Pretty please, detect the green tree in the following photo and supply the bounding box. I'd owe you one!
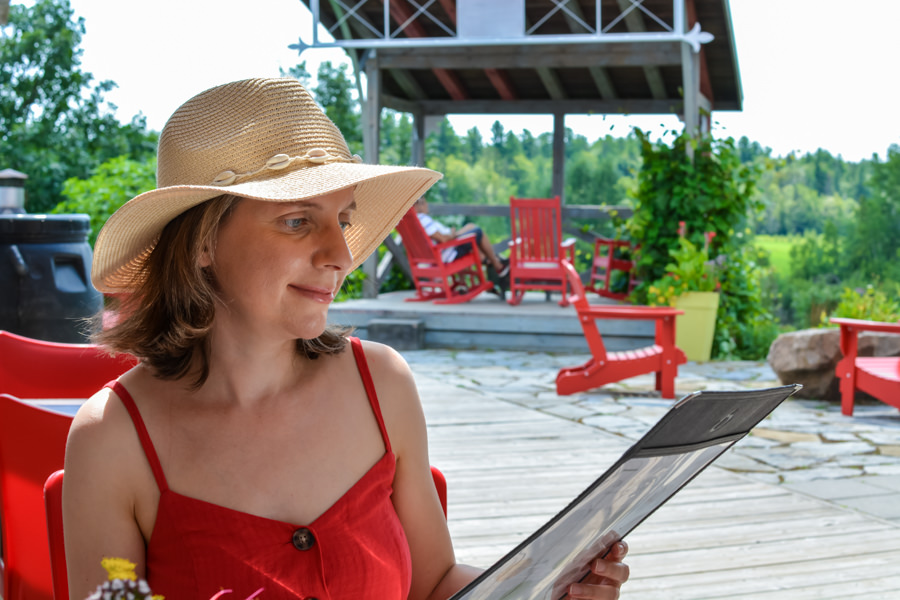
[51,155,156,246]
[308,61,362,156]
[845,144,900,280]
[0,0,156,213]
[463,127,483,163]
[380,110,412,166]
[426,118,462,171]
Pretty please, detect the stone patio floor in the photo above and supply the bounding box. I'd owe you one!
[402,349,900,524]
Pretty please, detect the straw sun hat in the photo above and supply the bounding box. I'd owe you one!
[91,77,442,293]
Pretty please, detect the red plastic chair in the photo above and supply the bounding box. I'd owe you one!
[0,394,74,600]
[395,209,494,304]
[585,237,639,301]
[42,465,449,600]
[0,330,138,399]
[43,470,67,600]
[430,466,448,519]
[556,261,688,399]
[507,196,576,307]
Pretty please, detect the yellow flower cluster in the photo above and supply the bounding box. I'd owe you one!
[86,558,164,600]
[90,558,264,600]
[647,283,687,307]
[101,557,138,582]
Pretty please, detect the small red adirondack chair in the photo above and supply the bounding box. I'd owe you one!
[395,208,494,304]
[507,196,576,306]
[556,261,687,398]
[585,237,639,301]
[830,317,900,416]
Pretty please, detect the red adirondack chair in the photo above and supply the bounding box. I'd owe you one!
[395,208,494,304]
[830,317,900,416]
[507,196,576,306]
[585,237,639,301]
[556,261,687,398]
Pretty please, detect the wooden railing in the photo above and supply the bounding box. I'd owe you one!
[368,203,633,296]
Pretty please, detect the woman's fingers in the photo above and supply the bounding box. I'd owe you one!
[591,554,630,586]
[607,540,629,561]
[566,542,631,599]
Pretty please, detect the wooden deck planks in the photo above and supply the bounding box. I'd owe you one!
[415,371,900,599]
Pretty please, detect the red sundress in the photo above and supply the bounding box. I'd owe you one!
[110,337,412,600]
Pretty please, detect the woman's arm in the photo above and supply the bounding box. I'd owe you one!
[62,388,153,600]
[361,341,481,600]
[363,341,631,600]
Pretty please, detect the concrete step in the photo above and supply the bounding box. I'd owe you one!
[328,290,655,353]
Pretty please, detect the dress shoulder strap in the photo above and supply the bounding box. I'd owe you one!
[349,337,392,453]
[106,380,169,492]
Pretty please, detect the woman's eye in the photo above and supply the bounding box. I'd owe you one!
[284,217,307,229]
[340,220,352,231]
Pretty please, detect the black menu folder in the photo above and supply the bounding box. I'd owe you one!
[449,385,802,600]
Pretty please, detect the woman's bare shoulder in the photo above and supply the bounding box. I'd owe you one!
[65,371,149,472]
[67,395,122,468]
[355,339,419,399]
[354,339,425,450]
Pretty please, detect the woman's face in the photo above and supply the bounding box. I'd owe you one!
[208,189,356,342]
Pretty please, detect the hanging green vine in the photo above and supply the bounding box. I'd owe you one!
[627,129,777,359]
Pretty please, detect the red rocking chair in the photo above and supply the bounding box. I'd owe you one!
[395,209,494,304]
[507,196,576,307]
[556,261,687,398]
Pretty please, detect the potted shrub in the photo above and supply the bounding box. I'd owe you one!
[646,222,723,361]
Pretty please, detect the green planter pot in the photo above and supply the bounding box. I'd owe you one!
[674,291,720,362]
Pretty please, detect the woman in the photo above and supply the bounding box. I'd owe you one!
[63,78,630,600]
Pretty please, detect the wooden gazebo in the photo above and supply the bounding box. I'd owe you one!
[293,0,743,294]
[294,1,741,173]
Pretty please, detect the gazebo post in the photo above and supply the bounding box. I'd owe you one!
[362,52,382,298]
[412,107,426,167]
[552,112,566,202]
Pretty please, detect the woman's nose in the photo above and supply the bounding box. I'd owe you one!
[314,222,354,271]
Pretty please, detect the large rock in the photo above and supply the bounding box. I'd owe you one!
[767,328,900,400]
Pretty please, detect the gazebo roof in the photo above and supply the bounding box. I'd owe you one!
[296,0,742,118]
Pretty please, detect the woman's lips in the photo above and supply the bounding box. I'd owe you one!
[289,284,335,303]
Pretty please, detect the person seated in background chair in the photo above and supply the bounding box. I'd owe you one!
[414,196,509,279]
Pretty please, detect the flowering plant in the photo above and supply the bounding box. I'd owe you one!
[88,557,264,600]
[646,221,723,306]
[85,558,163,600]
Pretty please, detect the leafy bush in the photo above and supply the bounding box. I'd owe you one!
[828,284,900,323]
[335,270,365,302]
[627,130,763,295]
[51,155,156,246]
[628,129,774,358]
[712,245,780,359]
[646,224,722,306]
[788,225,842,283]
[781,279,845,328]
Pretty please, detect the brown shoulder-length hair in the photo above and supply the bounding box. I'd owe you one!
[94,194,350,387]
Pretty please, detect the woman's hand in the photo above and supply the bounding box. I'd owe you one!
[566,541,630,599]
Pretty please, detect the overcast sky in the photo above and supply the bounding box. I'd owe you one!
[67,0,900,162]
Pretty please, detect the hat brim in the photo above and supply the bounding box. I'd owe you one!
[92,162,442,293]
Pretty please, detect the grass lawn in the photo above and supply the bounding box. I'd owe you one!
[755,234,797,279]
